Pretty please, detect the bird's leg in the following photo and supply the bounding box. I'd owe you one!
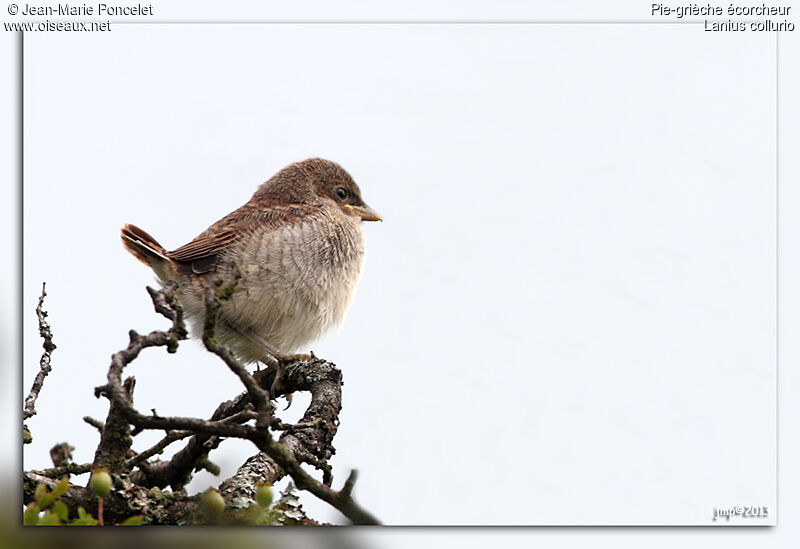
[217,324,280,399]
[240,329,310,404]
[220,324,309,407]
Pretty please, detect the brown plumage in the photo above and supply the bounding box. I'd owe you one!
[121,158,381,365]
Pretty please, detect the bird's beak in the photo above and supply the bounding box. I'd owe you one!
[345,204,382,222]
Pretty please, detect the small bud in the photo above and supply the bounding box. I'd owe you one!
[90,468,112,498]
[202,489,225,518]
[255,483,273,508]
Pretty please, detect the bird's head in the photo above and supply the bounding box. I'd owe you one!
[254,158,382,222]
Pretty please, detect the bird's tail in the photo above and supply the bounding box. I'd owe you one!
[120,223,171,272]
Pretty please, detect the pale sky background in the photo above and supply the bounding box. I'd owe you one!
[4,0,800,546]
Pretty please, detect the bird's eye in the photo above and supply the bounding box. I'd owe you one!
[335,187,348,200]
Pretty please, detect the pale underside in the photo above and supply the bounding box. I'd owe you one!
[164,206,366,364]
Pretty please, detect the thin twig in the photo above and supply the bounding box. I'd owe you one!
[340,470,358,498]
[201,276,271,417]
[270,419,323,431]
[23,282,57,421]
[124,430,193,470]
[83,416,105,433]
[91,283,187,471]
[133,393,253,490]
[196,458,220,475]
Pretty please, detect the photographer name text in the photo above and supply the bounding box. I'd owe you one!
[19,3,152,16]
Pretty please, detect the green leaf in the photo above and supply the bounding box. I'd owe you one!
[33,483,46,505]
[37,492,56,510]
[34,481,62,510]
[118,515,144,526]
[52,500,69,522]
[52,477,70,499]
[39,510,61,525]
[23,503,40,526]
[72,506,99,526]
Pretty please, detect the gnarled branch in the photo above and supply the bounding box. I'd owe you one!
[23,281,379,525]
[92,281,378,524]
[23,283,57,429]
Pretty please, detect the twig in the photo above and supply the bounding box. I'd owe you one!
[250,435,377,524]
[340,470,358,498]
[197,458,220,476]
[23,282,57,422]
[83,416,105,433]
[146,284,187,352]
[92,282,188,471]
[33,462,93,478]
[132,393,253,490]
[124,430,193,470]
[270,419,323,431]
[201,276,271,417]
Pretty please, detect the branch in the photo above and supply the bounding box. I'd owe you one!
[218,356,379,523]
[196,277,376,522]
[127,407,257,490]
[23,282,57,424]
[83,280,379,524]
[130,392,252,490]
[218,452,284,509]
[23,469,198,525]
[92,282,187,471]
[252,434,378,524]
[31,462,93,479]
[23,469,315,526]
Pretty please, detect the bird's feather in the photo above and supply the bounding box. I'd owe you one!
[166,203,321,273]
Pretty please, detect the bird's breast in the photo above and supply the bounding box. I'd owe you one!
[226,210,366,352]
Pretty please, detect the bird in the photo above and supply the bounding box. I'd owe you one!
[120,158,381,375]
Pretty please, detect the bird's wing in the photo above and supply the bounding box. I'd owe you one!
[167,227,238,263]
[167,203,319,274]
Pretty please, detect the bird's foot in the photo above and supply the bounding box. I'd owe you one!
[272,353,314,408]
[253,350,316,402]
